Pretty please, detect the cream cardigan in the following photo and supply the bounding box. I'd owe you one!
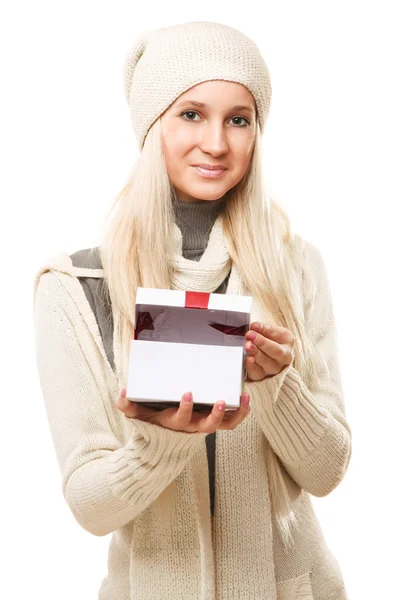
[33,238,352,600]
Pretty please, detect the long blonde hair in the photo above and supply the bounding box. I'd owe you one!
[100,116,327,550]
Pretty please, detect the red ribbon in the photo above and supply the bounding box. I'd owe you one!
[185,291,210,309]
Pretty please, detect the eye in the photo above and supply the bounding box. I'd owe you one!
[180,110,201,122]
[180,110,251,127]
[231,116,251,127]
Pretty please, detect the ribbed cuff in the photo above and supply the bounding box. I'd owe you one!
[244,364,329,466]
[105,419,207,501]
[129,417,207,465]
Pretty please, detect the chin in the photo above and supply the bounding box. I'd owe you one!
[187,185,229,201]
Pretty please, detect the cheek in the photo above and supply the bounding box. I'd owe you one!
[231,145,253,177]
[163,133,190,170]
[237,137,255,166]
[162,119,183,167]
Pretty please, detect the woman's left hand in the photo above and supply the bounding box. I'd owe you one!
[244,322,295,381]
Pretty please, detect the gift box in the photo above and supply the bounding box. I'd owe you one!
[126,287,253,410]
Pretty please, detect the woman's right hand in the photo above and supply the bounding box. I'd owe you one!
[114,389,250,433]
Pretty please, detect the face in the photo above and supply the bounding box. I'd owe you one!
[160,80,257,202]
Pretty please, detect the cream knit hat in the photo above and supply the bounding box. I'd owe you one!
[123,21,272,149]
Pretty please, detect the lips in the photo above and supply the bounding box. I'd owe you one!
[191,166,227,179]
[192,164,227,170]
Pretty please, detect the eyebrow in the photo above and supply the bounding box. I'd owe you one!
[175,100,255,113]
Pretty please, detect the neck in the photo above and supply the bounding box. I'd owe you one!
[172,195,227,261]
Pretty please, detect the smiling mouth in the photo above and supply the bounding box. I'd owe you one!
[191,166,227,179]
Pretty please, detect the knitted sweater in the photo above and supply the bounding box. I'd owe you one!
[33,221,352,599]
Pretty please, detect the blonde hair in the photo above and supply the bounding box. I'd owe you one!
[100,116,327,551]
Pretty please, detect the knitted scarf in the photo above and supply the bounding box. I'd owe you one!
[169,213,234,292]
[168,212,278,595]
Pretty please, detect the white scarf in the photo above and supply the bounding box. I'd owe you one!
[169,213,238,293]
[168,212,278,596]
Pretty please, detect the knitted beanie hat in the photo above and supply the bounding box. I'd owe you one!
[123,21,272,150]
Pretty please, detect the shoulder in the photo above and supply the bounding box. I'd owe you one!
[33,245,103,287]
[33,245,104,309]
[289,232,328,282]
[288,233,333,322]
[290,232,324,263]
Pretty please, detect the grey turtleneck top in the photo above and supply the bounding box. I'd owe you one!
[172,194,227,261]
[172,194,231,518]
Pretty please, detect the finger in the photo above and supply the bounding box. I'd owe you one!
[197,399,226,433]
[114,388,131,413]
[244,342,272,374]
[246,342,272,372]
[245,354,267,381]
[218,392,251,429]
[245,330,289,363]
[249,322,293,343]
[171,392,195,429]
[254,323,295,364]
[114,389,155,419]
[118,400,156,420]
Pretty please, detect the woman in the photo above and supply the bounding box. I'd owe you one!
[33,21,352,599]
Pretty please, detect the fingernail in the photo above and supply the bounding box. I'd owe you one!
[218,402,225,412]
[252,323,260,331]
[183,392,192,403]
[121,388,126,398]
[243,394,250,406]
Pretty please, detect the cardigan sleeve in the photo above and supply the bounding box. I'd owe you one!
[34,271,207,537]
[244,241,352,497]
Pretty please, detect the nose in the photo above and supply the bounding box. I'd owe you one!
[198,121,229,156]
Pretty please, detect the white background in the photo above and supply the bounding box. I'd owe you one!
[2,1,399,598]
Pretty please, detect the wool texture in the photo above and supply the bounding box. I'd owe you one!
[33,219,352,599]
[123,21,272,149]
[169,214,232,293]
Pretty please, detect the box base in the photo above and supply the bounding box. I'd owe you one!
[129,400,238,412]
[127,340,245,409]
